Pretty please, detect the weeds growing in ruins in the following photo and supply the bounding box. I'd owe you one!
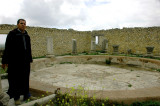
[36,86,116,106]
[33,86,160,106]
[156,69,160,72]
[106,59,111,64]
[128,84,132,87]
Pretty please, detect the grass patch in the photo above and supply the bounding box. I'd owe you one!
[128,84,132,87]
[156,69,160,72]
[106,59,111,64]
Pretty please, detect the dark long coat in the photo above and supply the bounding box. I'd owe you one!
[2,28,32,99]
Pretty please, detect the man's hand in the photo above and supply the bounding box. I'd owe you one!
[2,64,8,69]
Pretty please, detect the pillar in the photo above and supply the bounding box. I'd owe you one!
[72,39,77,54]
[46,37,54,57]
[91,41,96,52]
[102,39,108,53]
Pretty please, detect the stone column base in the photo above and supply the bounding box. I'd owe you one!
[144,54,154,57]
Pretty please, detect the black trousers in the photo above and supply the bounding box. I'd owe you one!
[7,63,30,100]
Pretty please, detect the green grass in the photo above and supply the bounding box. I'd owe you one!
[156,69,160,72]
[106,59,111,64]
[128,84,132,87]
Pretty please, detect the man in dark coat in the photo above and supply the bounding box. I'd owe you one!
[1,19,34,105]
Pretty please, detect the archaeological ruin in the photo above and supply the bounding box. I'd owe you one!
[0,24,160,57]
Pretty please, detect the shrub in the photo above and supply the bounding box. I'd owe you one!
[106,59,111,64]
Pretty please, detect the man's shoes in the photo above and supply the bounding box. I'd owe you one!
[15,99,21,105]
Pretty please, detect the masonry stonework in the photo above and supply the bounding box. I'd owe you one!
[92,27,160,55]
[0,24,160,57]
[0,25,91,57]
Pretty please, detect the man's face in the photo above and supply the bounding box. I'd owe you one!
[17,20,26,32]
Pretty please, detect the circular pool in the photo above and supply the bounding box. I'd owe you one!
[29,55,160,104]
[30,63,160,91]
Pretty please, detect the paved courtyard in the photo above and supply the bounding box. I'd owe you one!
[30,63,160,91]
[2,63,160,104]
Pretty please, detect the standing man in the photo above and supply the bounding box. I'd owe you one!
[1,19,35,105]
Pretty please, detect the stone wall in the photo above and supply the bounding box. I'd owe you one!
[0,24,160,57]
[0,25,91,57]
[93,27,160,55]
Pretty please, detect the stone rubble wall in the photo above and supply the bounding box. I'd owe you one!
[94,27,160,55]
[0,24,160,57]
[0,25,91,57]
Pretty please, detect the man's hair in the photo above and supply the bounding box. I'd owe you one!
[17,19,26,25]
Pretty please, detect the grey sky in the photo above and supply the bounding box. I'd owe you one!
[0,0,160,31]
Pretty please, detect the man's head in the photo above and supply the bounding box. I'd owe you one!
[17,19,26,32]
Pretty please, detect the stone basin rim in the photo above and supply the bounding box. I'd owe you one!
[31,55,160,71]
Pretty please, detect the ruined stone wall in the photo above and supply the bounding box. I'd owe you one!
[93,27,160,55]
[0,24,160,57]
[0,25,91,57]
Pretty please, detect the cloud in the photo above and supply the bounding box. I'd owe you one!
[0,0,160,31]
[84,0,160,30]
[0,0,22,24]
[20,0,88,29]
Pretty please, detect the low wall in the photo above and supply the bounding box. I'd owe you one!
[31,55,160,71]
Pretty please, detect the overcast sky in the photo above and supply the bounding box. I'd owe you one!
[0,0,160,31]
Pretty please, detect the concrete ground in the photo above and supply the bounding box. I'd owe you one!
[29,63,160,104]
